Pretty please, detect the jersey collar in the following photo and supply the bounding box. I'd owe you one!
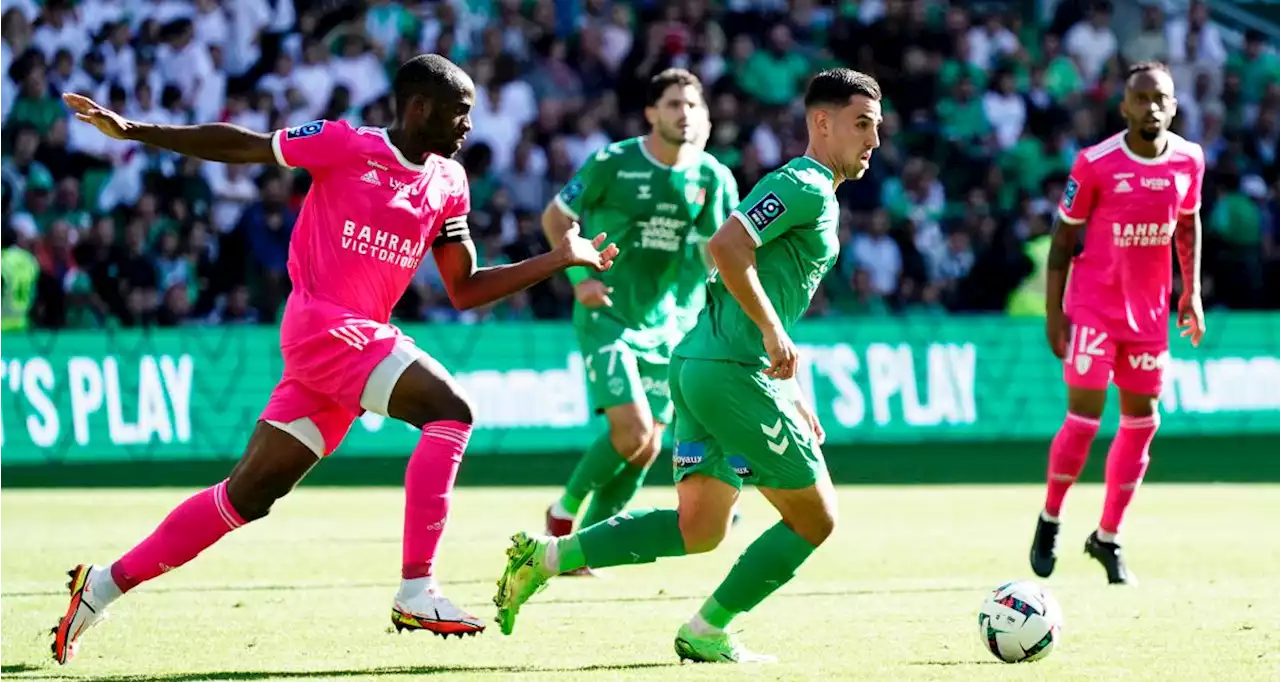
[638,135,695,171]
[374,128,428,172]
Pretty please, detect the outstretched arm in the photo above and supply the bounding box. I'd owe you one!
[432,227,618,311]
[63,93,276,165]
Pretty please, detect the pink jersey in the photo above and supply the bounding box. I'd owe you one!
[269,120,471,346]
[1057,131,1205,342]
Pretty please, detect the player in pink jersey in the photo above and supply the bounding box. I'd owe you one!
[51,54,618,663]
[1029,62,1206,585]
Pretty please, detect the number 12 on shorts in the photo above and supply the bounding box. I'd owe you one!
[1067,324,1108,375]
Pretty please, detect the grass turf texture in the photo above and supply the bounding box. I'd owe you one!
[3,485,1278,681]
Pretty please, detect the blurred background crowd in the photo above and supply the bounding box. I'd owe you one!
[2,0,1278,332]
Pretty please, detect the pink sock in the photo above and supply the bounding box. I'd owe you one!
[1044,412,1101,518]
[1099,414,1158,535]
[402,420,472,580]
[111,479,245,593]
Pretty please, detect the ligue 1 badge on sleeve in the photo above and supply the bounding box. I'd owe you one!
[1062,178,1080,209]
[286,121,325,140]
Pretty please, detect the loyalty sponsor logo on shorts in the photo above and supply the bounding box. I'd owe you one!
[673,441,704,468]
[727,455,753,478]
[286,120,325,140]
[745,192,786,232]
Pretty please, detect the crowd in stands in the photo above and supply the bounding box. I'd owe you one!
[2,0,1278,331]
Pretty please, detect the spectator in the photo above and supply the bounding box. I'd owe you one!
[2,0,1276,332]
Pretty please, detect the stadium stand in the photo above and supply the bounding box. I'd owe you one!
[2,0,1277,332]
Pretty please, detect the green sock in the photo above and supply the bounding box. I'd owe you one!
[558,432,628,516]
[579,463,649,528]
[700,522,817,629]
[555,508,685,573]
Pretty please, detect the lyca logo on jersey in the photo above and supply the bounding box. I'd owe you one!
[1141,177,1171,191]
[1112,222,1173,248]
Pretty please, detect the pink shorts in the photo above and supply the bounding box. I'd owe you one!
[1062,311,1168,396]
[260,298,425,457]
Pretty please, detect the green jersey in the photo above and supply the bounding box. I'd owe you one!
[1,246,39,332]
[672,163,740,333]
[675,156,840,368]
[557,136,734,358]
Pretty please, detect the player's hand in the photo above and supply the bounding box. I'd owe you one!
[574,279,613,308]
[62,93,133,140]
[1046,310,1070,360]
[794,399,825,446]
[1177,292,1205,348]
[559,223,618,273]
[762,325,799,380]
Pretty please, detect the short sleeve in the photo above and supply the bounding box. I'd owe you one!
[1179,146,1206,215]
[553,144,614,221]
[271,120,355,173]
[436,170,473,244]
[731,170,821,247]
[1057,152,1098,225]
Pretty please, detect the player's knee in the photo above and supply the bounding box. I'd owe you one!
[609,420,653,460]
[786,510,837,547]
[626,432,663,468]
[225,473,294,522]
[677,506,730,554]
[407,388,474,427]
[434,390,475,426]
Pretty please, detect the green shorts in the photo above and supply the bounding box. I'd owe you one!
[669,356,825,490]
[580,340,674,424]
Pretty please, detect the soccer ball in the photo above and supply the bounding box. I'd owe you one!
[977,580,1063,663]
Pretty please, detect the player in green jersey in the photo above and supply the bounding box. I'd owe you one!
[540,69,737,567]
[494,69,883,662]
[1,227,39,332]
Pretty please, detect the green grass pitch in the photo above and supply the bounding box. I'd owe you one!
[3,484,1279,681]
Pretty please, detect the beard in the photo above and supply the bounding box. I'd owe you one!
[1138,128,1160,142]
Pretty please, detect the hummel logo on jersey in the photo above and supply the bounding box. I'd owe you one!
[361,169,381,186]
[1114,179,1132,193]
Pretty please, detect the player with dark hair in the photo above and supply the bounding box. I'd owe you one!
[495,68,883,663]
[1029,60,1205,584]
[539,68,737,571]
[51,54,618,663]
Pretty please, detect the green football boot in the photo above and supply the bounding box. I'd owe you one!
[673,623,777,664]
[493,532,553,635]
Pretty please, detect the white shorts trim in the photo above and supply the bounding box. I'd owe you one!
[360,339,428,416]
[265,418,325,458]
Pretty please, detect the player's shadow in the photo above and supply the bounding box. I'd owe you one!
[11,662,674,681]
[906,660,1004,666]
